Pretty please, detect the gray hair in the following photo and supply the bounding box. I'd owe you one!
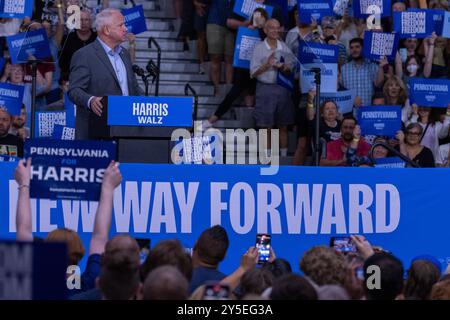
[94,8,121,32]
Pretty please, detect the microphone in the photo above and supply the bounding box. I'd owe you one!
[132,64,146,77]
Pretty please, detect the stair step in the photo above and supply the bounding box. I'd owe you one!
[135,38,183,51]
[136,50,197,61]
[137,30,179,40]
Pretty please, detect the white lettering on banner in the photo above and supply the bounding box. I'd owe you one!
[10,35,45,48]
[124,12,141,22]
[0,88,19,98]
[0,243,33,300]
[370,33,396,56]
[360,0,382,14]
[132,103,169,116]
[300,3,330,10]
[8,181,401,235]
[413,84,448,92]
[31,166,105,183]
[29,147,109,158]
[302,46,336,57]
[361,111,398,119]
[239,35,261,61]
[4,0,26,15]
[402,12,426,34]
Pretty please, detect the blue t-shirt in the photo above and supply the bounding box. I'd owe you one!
[66,254,101,298]
[208,0,231,26]
[189,266,227,294]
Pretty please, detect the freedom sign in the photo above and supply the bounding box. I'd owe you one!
[298,41,338,93]
[233,0,274,19]
[122,5,147,35]
[298,0,333,24]
[233,27,262,69]
[7,28,52,64]
[2,163,450,275]
[107,96,193,127]
[363,31,399,61]
[35,96,75,138]
[24,139,117,201]
[0,82,24,116]
[358,105,402,137]
[353,0,391,19]
[393,9,435,38]
[0,0,33,19]
[409,78,450,108]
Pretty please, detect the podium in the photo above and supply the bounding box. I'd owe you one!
[89,96,193,163]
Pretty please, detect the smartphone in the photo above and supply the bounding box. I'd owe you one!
[399,48,407,63]
[330,236,356,253]
[203,282,230,300]
[252,11,261,27]
[135,238,151,264]
[256,234,271,264]
[355,266,364,280]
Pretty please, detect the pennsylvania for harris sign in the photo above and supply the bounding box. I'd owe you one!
[107,96,193,127]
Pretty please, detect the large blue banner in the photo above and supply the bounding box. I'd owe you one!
[23,139,117,201]
[353,0,391,19]
[363,31,399,61]
[107,96,193,127]
[298,41,338,93]
[409,78,450,108]
[2,163,450,274]
[233,0,274,19]
[0,0,33,19]
[393,9,435,39]
[122,5,148,35]
[358,105,402,137]
[7,28,52,64]
[0,82,24,116]
[298,0,333,24]
[443,11,450,38]
[233,27,261,69]
[320,90,355,114]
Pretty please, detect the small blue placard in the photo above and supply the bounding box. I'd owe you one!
[233,0,274,19]
[409,78,450,108]
[320,90,356,114]
[393,9,435,39]
[363,31,399,61]
[0,0,33,19]
[298,0,333,24]
[122,4,148,35]
[0,82,25,116]
[358,105,402,137]
[353,0,391,19]
[7,28,52,64]
[233,27,261,69]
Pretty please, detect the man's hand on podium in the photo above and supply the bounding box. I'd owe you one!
[90,97,104,116]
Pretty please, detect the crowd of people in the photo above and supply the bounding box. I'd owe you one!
[12,159,450,300]
[175,0,450,167]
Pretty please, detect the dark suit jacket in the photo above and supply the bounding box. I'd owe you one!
[68,39,143,139]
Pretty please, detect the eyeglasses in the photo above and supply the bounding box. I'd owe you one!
[406,131,421,136]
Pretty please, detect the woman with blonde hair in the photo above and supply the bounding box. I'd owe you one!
[382,75,412,124]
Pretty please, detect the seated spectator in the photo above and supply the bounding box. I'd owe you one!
[406,105,450,161]
[382,75,412,123]
[372,136,390,159]
[9,105,29,140]
[269,274,318,300]
[15,159,122,297]
[321,117,371,166]
[189,225,229,294]
[404,259,440,300]
[250,18,296,157]
[397,124,435,167]
[143,266,189,300]
[97,235,142,300]
[0,108,23,157]
[363,252,404,300]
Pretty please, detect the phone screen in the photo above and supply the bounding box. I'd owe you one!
[256,234,271,264]
[135,238,151,264]
[331,236,356,253]
[203,282,230,300]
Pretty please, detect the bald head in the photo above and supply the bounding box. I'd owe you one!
[264,19,281,40]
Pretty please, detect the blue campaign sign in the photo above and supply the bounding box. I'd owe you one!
[0,0,33,19]
[122,5,147,35]
[0,155,18,162]
[24,139,117,201]
[363,31,399,61]
[393,10,434,39]
[233,0,274,19]
[35,110,67,138]
[320,90,355,114]
[52,125,75,140]
[2,163,450,275]
[107,96,193,127]
[7,28,52,64]
[375,157,406,168]
[233,27,261,69]
[358,105,402,137]
[409,78,450,108]
[299,41,338,94]
[353,0,391,19]
[0,241,67,300]
[430,9,445,36]
[0,82,24,116]
[443,11,450,38]
[298,0,333,24]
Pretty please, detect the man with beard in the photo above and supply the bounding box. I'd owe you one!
[9,105,30,140]
[0,108,23,157]
[320,116,371,166]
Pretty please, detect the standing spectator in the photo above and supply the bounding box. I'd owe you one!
[250,19,296,157]
[0,18,22,57]
[382,75,412,123]
[0,63,32,116]
[404,259,440,300]
[59,9,97,76]
[0,108,23,157]
[397,124,435,167]
[321,17,347,66]
[190,225,229,294]
[206,0,233,95]
[143,266,189,300]
[320,117,371,166]
[341,38,386,109]
[269,274,318,300]
[193,0,211,76]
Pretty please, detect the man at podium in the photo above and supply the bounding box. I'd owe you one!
[68,8,143,139]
